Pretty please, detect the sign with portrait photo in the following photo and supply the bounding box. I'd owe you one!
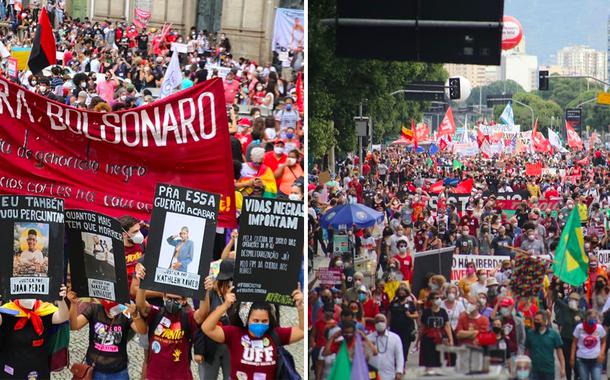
[140,184,219,298]
[65,210,129,303]
[234,197,304,306]
[0,195,64,301]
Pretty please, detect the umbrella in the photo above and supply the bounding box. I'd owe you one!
[320,203,384,229]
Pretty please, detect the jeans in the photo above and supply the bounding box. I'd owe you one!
[576,358,602,380]
[530,371,555,380]
[198,343,230,380]
[93,368,129,380]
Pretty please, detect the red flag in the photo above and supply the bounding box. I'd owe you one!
[476,125,486,147]
[452,178,474,194]
[416,122,430,141]
[429,179,445,193]
[480,138,492,158]
[295,71,304,113]
[439,138,448,151]
[437,106,456,139]
[531,119,551,152]
[27,8,56,74]
[401,124,413,141]
[411,119,418,151]
[525,162,543,176]
[566,121,584,150]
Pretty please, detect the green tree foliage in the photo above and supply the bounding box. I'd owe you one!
[491,92,562,131]
[566,90,610,133]
[465,80,525,107]
[309,0,447,160]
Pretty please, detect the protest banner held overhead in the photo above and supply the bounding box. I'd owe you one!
[0,78,236,227]
[0,195,64,301]
[451,254,511,281]
[140,184,220,298]
[65,210,129,303]
[234,197,304,306]
[272,8,305,53]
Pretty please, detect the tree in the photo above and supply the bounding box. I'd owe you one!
[465,80,525,107]
[565,90,610,133]
[492,92,562,131]
[535,76,604,110]
[309,0,447,160]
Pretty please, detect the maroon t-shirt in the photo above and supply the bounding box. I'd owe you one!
[124,243,143,291]
[222,325,292,380]
[145,307,199,380]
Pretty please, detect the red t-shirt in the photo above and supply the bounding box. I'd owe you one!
[145,307,199,380]
[362,299,380,332]
[223,80,241,105]
[414,231,426,252]
[263,151,287,184]
[395,254,413,282]
[314,319,336,347]
[222,325,292,380]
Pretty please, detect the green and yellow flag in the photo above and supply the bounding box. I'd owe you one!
[328,341,351,380]
[452,159,463,170]
[552,208,588,286]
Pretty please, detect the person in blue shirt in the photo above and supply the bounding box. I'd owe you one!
[167,226,194,272]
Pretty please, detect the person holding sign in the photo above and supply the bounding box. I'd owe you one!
[201,284,304,380]
[166,226,194,272]
[0,285,70,379]
[66,291,147,379]
[133,264,207,380]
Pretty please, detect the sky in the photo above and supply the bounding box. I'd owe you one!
[505,0,608,64]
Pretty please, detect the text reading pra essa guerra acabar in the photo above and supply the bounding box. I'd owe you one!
[0,83,220,147]
[0,196,64,222]
[154,185,217,219]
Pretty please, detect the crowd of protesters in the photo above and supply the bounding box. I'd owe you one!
[0,4,305,380]
[308,142,610,380]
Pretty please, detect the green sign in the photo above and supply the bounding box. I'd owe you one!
[333,235,350,254]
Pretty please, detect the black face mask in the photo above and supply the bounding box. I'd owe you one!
[322,296,332,305]
[534,322,542,331]
[164,299,183,314]
[492,326,502,334]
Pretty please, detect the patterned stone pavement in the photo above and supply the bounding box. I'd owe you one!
[50,305,304,379]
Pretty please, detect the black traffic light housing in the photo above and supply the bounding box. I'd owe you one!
[538,70,549,91]
[449,77,461,100]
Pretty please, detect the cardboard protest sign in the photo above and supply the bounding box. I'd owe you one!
[318,267,342,285]
[451,254,510,281]
[333,234,350,255]
[140,184,219,298]
[65,210,129,303]
[597,250,610,271]
[0,195,64,301]
[234,198,304,306]
[0,77,235,228]
[412,247,454,298]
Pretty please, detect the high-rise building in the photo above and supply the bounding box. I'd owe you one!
[501,53,538,92]
[557,45,607,82]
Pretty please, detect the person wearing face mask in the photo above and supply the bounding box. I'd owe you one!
[66,291,146,380]
[454,224,479,255]
[367,314,404,380]
[391,241,413,284]
[263,139,287,184]
[134,264,207,380]
[489,317,511,365]
[469,270,489,298]
[202,282,304,380]
[276,149,303,197]
[344,271,365,302]
[456,295,490,346]
[585,256,608,305]
[274,97,300,137]
[553,291,584,380]
[525,311,566,380]
[316,288,342,322]
[419,291,453,367]
[283,126,301,153]
[96,69,119,103]
[491,296,526,357]
[359,286,379,333]
[519,227,546,256]
[476,292,494,318]
[222,71,240,106]
[388,286,418,365]
[571,309,606,380]
[311,310,337,378]
[237,147,277,198]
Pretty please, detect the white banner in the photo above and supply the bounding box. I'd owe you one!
[451,254,511,281]
[597,250,610,270]
[272,8,305,53]
[479,124,520,135]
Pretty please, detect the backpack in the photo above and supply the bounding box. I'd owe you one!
[269,329,301,380]
[149,307,192,360]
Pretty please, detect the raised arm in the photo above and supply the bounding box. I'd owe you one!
[289,285,305,344]
[66,290,88,330]
[201,286,235,343]
[134,265,152,318]
[52,284,70,324]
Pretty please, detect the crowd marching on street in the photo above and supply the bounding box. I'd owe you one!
[308,122,610,380]
[0,1,305,380]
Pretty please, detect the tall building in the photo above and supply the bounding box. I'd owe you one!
[501,53,538,92]
[556,45,607,82]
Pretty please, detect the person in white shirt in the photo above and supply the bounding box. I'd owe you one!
[570,309,606,380]
[368,314,404,380]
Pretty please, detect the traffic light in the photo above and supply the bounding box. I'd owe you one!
[449,77,461,100]
[538,70,549,91]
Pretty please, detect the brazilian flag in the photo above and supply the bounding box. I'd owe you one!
[552,208,588,286]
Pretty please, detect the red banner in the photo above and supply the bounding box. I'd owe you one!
[0,77,236,227]
[495,199,560,210]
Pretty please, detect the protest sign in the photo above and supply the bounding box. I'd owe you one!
[234,198,304,306]
[333,234,350,255]
[318,267,342,285]
[495,199,560,211]
[412,247,454,298]
[65,210,129,303]
[140,184,219,298]
[0,77,236,227]
[451,254,510,281]
[0,195,64,301]
[429,193,471,214]
[7,57,18,78]
[597,250,610,271]
[272,8,304,52]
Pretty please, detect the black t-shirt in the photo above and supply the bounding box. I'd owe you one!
[81,303,132,373]
[0,313,54,379]
[137,34,149,50]
[455,235,477,254]
[195,69,208,83]
[230,136,243,162]
[389,299,416,338]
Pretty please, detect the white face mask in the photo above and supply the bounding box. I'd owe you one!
[18,299,36,309]
[375,321,386,333]
[287,158,297,166]
[466,303,477,314]
[479,299,487,307]
[569,300,579,310]
[447,293,456,301]
[398,247,407,254]
[434,298,442,306]
[274,147,284,155]
[288,193,301,201]
[500,307,511,317]
[128,231,144,244]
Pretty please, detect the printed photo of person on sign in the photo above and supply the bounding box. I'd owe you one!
[82,232,116,282]
[13,223,49,277]
[158,212,205,276]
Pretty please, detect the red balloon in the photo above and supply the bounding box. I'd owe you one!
[501,16,523,50]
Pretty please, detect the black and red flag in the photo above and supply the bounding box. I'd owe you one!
[27,8,56,74]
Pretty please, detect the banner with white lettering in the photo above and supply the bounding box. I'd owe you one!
[429,193,471,214]
[140,184,219,298]
[234,198,304,306]
[597,250,610,271]
[318,267,342,285]
[66,210,129,303]
[0,77,235,227]
[0,195,64,301]
[451,254,510,281]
